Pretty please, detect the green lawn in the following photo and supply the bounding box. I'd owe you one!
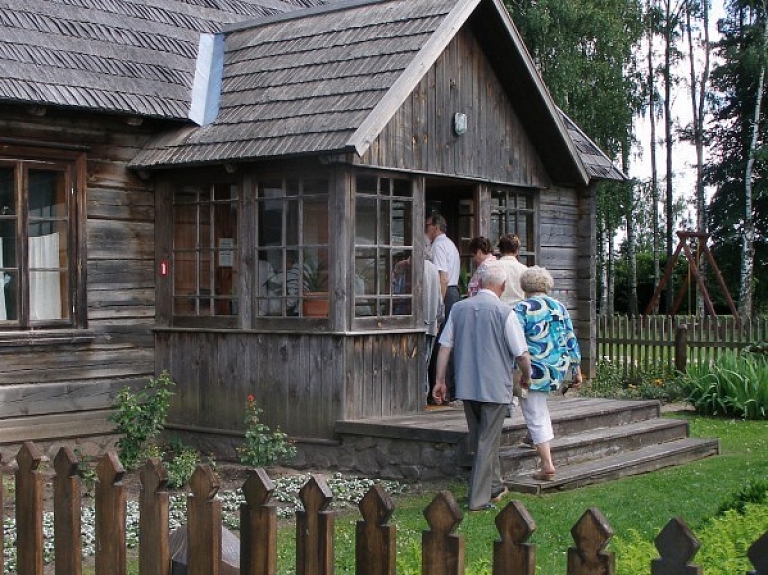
[309,415,767,575]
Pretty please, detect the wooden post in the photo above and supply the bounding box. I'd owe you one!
[747,530,768,575]
[240,468,277,575]
[651,517,702,575]
[16,442,43,575]
[187,464,222,575]
[567,508,614,575]
[139,459,170,575]
[675,326,688,373]
[493,500,536,575]
[356,485,396,575]
[421,491,464,575]
[296,475,335,575]
[54,447,82,575]
[95,452,126,575]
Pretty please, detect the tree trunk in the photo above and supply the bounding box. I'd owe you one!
[663,0,675,313]
[740,0,768,318]
[648,2,661,313]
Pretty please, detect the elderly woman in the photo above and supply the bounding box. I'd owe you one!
[514,266,583,480]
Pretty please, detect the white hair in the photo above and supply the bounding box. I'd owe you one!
[479,261,507,289]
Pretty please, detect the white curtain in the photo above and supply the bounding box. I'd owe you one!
[0,237,6,321]
[28,232,61,320]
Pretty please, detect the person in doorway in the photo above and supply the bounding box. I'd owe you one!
[514,266,583,481]
[425,212,461,403]
[423,258,444,403]
[466,236,497,297]
[433,261,532,511]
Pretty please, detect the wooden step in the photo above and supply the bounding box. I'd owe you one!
[0,410,117,445]
[498,418,692,475]
[505,437,720,494]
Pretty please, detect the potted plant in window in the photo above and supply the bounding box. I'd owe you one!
[302,256,329,317]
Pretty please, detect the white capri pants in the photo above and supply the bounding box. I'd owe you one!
[520,391,554,445]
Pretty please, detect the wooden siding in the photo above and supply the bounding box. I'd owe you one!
[358,26,548,188]
[0,105,157,435]
[156,330,423,440]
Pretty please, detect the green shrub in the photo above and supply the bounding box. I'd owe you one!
[237,394,296,467]
[682,351,768,419]
[716,478,768,517]
[110,371,175,470]
[583,359,686,402]
[163,439,203,489]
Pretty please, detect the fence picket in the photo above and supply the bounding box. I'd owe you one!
[492,500,536,575]
[356,484,396,575]
[16,442,43,575]
[748,530,768,575]
[240,468,278,575]
[567,508,614,575]
[139,458,170,575]
[421,491,464,575]
[650,517,702,575]
[187,464,222,575]
[297,475,335,575]
[95,452,126,575]
[53,447,82,575]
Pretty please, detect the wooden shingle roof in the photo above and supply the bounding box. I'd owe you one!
[0,0,327,120]
[130,0,459,167]
[560,112,627,181]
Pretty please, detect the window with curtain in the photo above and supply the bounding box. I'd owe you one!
[0,157,78,329]
[172,183,239,317]
[354,174,414,318]
[255,176,330,318]
[490,188,536,265]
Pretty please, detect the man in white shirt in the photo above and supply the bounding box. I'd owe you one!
[425,213,461,402]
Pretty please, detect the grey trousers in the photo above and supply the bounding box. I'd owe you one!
[464,400,507,509]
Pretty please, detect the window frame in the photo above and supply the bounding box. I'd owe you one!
[489,187,537,266]
[0,145,86,331]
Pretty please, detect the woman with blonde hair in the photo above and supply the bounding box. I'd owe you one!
[514,266,582,480]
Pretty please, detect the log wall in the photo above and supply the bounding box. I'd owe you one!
[0,104,158,441]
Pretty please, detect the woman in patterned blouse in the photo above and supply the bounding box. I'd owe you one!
[514,266,583,481]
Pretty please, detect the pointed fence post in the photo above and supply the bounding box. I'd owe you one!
[651,518,702,575]
[240,468,277,575]
[567,508,615,575]
[187,464,222,575]
[54,447,82,575]
[421,491,464,575]
[16,442,43,575]
[493,500,536,575]
[747,530,768,575]
[95,452,126,575]
[139,458,170,575]
[296,475,335,575]
[0,452,3,575]
[356,484,396,575]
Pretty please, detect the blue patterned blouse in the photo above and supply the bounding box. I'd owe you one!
[513,295,581,392]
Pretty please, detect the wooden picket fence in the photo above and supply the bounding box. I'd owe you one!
[4,441,768,575]
[597,314,768,376]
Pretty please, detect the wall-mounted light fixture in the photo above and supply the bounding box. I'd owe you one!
[453,112,467,136]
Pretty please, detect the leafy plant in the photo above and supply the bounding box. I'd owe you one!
[110,371,175,470]
[716,478,768,517]
[237,394,296,467]
[302,255,328,293]
[163,439,203,489]
[681,350,768,419]
[582,359,685,402]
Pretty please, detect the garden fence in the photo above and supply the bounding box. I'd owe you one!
[596,315,768,376]
[5,441,768,575]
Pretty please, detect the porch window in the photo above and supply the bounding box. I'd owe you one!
[172,183,238,317]
[0,155,81,328]
[490,188,535,265]
[354,175,414,318]
[255,177,329,318]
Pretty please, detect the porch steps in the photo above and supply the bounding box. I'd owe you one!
[335,396,720,492]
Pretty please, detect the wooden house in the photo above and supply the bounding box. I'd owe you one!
[0,0,623,455]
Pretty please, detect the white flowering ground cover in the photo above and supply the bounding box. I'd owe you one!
[2,473,409,573]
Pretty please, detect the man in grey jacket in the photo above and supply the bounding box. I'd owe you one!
[433,261,531,511]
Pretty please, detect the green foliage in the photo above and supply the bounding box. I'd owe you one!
[681,350,768,419]
[582,359,686,402]
[237,394,296,467]
[716,478,768,517]
[110,371,175,470]
[163,439,204,489]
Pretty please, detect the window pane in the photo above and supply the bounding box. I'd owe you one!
[28,170,67,220]
[0,166,15,215]
[356,197,376,245]
[302,195,327,246]
[0,270,18,321]
[357,176,378,195]
[392,178,412,198]
[174,255,197,296]
[29,270,68,320]
[378,199,390,244]
[257,250,282,316]
[174,203,197,250]
[286,199,300,246]
[392,200,411,247]
[355,248,376,295]
[0,220,16,267]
